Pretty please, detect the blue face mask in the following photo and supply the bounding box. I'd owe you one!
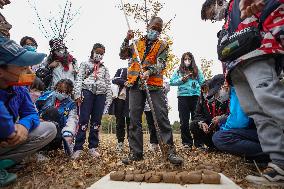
[147,29,160,41]
[54,91,68,101]
[23,45,37,52]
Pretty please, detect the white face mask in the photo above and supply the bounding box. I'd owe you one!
[54,49,66,57]
[184,60,192,67]
[213,1,228,21]
[93,53,104,62]
[216,88,229,103]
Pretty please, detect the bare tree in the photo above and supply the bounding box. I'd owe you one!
[27,0,81,42]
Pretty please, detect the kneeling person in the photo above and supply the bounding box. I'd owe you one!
[36,79,77,156]
[0,36,56,186]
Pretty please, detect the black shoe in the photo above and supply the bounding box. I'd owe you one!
[168,153,183,165]
[122,154,143,165]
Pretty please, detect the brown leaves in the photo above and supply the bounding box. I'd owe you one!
[12,134,258,189]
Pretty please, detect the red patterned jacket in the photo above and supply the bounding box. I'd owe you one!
[224,0,284,71]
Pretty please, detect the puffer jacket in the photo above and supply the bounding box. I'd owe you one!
[170,69,205,97]
[36,91,78,136]
[41,57,78,89]
[74,60,112,106]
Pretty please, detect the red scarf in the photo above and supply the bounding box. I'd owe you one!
[93,62,101,80]
[55,99,61,109]
[53,54,74,71]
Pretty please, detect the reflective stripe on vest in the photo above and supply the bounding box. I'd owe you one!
[128,38,166,87]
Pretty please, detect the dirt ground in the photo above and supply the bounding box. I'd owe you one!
[4,134,283,189]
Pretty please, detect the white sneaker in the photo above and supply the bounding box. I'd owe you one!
[36,152,49,162]
[89,148,100,158]
[116,142,124,152]
[71,150,83,160]
[149,143,159,152]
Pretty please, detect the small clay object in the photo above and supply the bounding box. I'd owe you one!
[145,172,154,182]
[184,171,202,184]
[202,170,221,184]
[133,170,142,174]
[148,174,162,183]
[175,172,183,184]
[134,174,145,182]
[110,171,125,181]
[156,172,163,177]
[163,172,177,183]
[126,170,133,175]
[124,174,134,182]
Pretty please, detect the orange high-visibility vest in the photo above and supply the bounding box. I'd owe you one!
[128,38,168,87]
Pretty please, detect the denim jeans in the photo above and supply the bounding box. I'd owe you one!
[213,128,270,162]
[74,90,106,150]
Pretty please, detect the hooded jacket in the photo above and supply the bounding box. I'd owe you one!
[170,68,205,97]
[0,86,40,139]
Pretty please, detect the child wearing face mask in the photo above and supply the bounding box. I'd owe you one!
[40,38,78,90]
[72,43,112,159]
[36,79,77,157]
[170,52,205,149]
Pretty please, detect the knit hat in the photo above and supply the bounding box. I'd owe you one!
[49,38,66,51]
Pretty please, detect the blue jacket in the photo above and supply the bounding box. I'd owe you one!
[0,87,40,139]
[170,69,205,97]
[36,91,77,136]
[220,87,252,131]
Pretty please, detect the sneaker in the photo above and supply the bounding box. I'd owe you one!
[0,169,17,187]
[122,154,143,165]
[71,150,83,160]
[246,163,284,186]
[89,148,100,158]
[168,153,183,165]
[116,142,124,152]
[183,144,192,150]
[36,152,50,162]
[0,160,16,170]
[149,143,159,152]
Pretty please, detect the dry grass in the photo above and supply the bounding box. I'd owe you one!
[3,134,283,189]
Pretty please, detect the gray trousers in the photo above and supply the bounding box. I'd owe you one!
[230,57,284,166]
[0,122,57,163]
[129,88,174,155]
